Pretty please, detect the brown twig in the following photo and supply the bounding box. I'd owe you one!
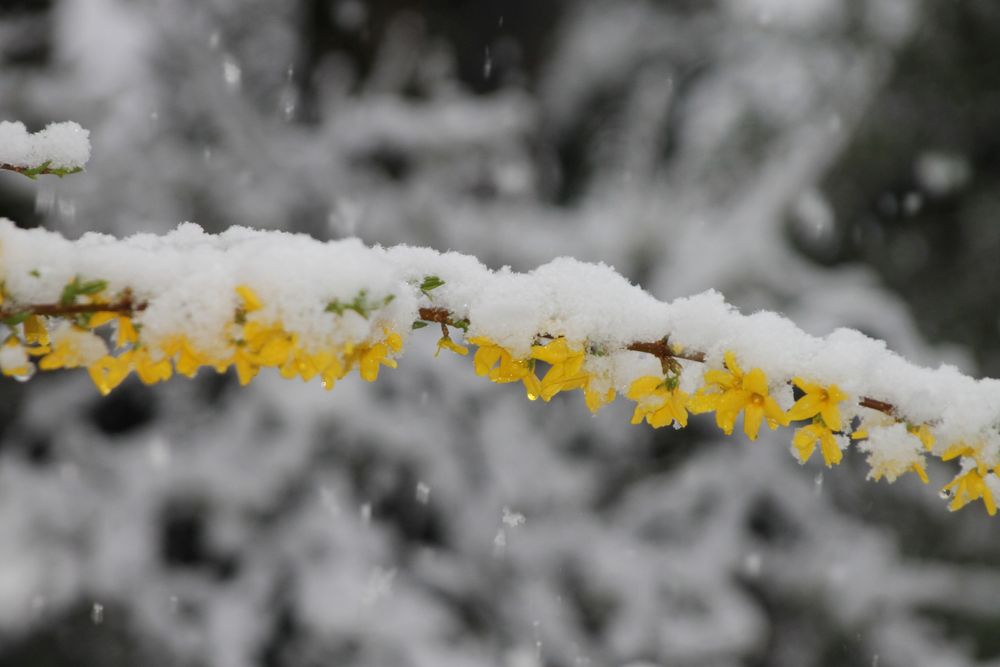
[418,307,452,325]
[420,306,897,417]
[859,396,894,416]
[0,163,83,179]
[0,295,146,320]
[627,340,706,364]
[6,299,900,418]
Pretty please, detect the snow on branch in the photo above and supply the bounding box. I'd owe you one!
[1,219,999,515]
[0,121,91,178]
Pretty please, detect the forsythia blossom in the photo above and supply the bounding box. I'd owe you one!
[690,351,788,440]
[3,248,1000,517]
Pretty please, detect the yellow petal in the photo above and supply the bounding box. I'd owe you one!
[723,351,743,377]
[385,331,403,352]
[23,315,49,345]
[764,396,789,428]
[819,429,842,467]
[116,316,139,347]
[792,426,817,464]
[88,312,117,328]
[742,368,768,397]
[791,377,821,395]
[743,402,764,441]
[819,403,842,432]
[522,373,542,401]
[235,285,263,312]
[786,393,824,422]
[627,376,663,400]
[531,338,572,364]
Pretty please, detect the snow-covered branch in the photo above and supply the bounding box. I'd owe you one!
[0,121,90,178]
[1,220,997,515]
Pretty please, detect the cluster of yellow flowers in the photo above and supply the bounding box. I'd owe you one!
[1,284,404,396]
[451,341,998,517]
[2,278,997,517]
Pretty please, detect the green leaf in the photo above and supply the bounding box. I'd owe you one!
[13,161,82,180]
[60,276,81,306]
[419,275,445,297]
[412,321,429,330]
[78,279,108,296]
[327,290,396,320]
[29,270,40,278]
[1,311,31,326]
[451,318,470,332]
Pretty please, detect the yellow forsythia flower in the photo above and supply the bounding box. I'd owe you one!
[941,441,990,476]
[786,378,848,430]
[943,469,997,516]
[0,337,31,377]
[908,423,935,451]
[531,338,589,401]
[791,422,843,467]
[691,351,787,440]
[627,375,689,428]
[23,315,49,346]
[436,336,469,357]
[468,336,542,400]
[358,330,403,382]
[236,284,263,312]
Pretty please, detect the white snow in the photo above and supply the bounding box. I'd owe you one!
[3,220,1000,473]
[0,121,91,170]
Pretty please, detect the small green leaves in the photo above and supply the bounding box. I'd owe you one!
[11,161,84,180]
[450,317,469,332]
[29,269,40,278]
[60,276,108,306]
[1,311,31,326]
[326,290,395,320]
[412,321,430,330]
[419,275,445,298]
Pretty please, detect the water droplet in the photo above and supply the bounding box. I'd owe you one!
[91,602,104,625]
[939,488,953,500]
[415,482,430,504]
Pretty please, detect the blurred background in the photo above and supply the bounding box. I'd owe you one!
[2,0,1000,665]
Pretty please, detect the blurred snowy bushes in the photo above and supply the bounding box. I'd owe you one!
[2,1,1000,666]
